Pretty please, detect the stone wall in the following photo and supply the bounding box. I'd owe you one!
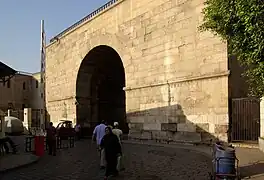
[126,74,229,143]
[31,73,42,109]
[46,0,229,142]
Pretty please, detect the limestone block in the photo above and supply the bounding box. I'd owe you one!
[143,116,153,123]
[143,123,161,131]
[145,24,157,34]
[142,44,165,56]
[214,124,228,134]
[151,130,168,140]
[153,115,168,123]
[209,123,215,134]
[128,130,142,139]
[186,115,202,124]
[161,123,177,132]
[168,116,179,123]
[150,29,166,39]
[201,132,216,143]
[177,123,196,132]
[141,131,152,140]
[126,116,145,123]
[171,131,201,143]
[179,116,188,123]
[196,123,209,133]
[129,123,144,130]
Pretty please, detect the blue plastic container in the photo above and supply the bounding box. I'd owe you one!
[214,143,236,174]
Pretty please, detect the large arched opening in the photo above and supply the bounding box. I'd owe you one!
[76,45,127,135]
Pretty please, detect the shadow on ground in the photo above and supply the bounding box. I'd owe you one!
[239,162,264,178]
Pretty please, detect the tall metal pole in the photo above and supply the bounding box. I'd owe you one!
[40,20,46,129]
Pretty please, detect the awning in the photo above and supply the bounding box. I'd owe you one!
[0,61,17,82]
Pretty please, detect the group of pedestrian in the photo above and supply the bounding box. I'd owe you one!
[92,120,124,179]
[46,120,124,179]
[46,122,82,156]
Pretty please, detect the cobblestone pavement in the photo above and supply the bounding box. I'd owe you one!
[0,140,211,180]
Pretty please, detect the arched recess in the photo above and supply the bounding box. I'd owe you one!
[76,45,127,135]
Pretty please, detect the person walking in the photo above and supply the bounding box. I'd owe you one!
[100,126,122,179]
[112,122,123,143]
[92,120,107,169]
[46,122,56,156]
[112,122,124,171]
[74,123,81,140]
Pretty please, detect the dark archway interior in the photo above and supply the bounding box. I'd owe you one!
[76,45,127,135]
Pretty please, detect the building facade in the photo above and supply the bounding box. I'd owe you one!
[0,69,44,126]
[0,73,33,114]
[45,0,251,143]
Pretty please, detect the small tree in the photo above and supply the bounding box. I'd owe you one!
[200,0,264,97]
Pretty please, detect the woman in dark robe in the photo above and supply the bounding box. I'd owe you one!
[100,126,122,179]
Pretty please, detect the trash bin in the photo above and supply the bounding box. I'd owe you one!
[35,136,45,156]
[214,143,236,174]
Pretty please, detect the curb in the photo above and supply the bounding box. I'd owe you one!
[0,155,40,174]
[231,143,259,149]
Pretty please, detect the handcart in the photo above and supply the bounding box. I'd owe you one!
[209,142,241,180]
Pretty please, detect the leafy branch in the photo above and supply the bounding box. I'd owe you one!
[200,0,264,97]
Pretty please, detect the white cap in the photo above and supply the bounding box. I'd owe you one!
[114,122,119,126]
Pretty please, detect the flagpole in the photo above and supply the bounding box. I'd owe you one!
[40,20,46,130]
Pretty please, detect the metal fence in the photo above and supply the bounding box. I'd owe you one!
[231,98,260,142]
[25,136,75,153]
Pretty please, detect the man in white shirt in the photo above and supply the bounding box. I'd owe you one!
[112,122,123,143]
[92,120,107,169]
[112,122,124,171]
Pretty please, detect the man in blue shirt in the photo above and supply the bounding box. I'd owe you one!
[92,120,107,169]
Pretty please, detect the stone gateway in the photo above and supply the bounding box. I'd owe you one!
[46,0,237,143]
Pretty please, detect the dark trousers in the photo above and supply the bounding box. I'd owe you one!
[0,137,17,154]
[105,155,118,177]
[76,132,81,140]
[47,139,56,155]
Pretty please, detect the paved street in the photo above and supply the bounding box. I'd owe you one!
[0,140,211,180]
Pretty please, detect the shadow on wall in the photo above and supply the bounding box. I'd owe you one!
[126,104,227,144]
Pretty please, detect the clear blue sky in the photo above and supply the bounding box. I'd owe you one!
[0,0,110,73]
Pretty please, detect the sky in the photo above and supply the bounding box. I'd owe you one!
[0,0,110,73]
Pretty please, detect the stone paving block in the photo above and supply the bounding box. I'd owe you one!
[0,140,211,180]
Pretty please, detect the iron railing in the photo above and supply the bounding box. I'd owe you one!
[50,0,119,43]
[231,98,260,142]
[25,136,75,153]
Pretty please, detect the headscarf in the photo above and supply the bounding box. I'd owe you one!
[105,126,113,134]
[114,122,119,127]
[107,125,113,130]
